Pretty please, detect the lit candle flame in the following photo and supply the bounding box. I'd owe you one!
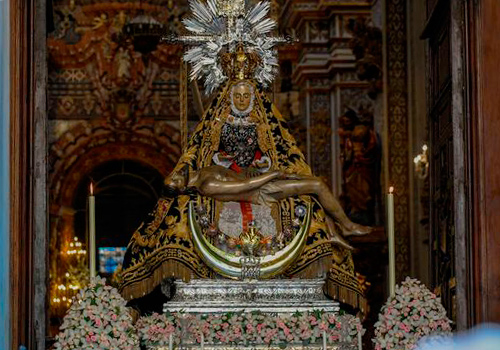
[389,186,394,194]
[90,182,94,196]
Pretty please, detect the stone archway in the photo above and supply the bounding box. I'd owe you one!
[48,120,181,252]
[50,141,175,262]
[49,121,181,204]
[47,120,181,332]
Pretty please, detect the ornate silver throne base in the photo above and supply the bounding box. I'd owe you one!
[163,278,339,314]
[159,279,360,350]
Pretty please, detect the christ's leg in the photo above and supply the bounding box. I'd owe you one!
[325,216,354,250]
[269,178,372,236]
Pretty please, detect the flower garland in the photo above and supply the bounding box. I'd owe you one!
[137,310,363,348]
[54,276,139,350]
[54,277,363,349]
[136,312,180,348]
[373,277,452,350]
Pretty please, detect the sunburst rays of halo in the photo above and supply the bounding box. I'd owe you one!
[181,0,283,94]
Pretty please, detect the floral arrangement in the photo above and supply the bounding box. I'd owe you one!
[136,312,180,348]
[54,276,139,350]
[373,277,452,350]
[137,310,363,348]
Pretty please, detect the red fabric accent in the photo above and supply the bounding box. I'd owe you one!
[240,201,254,230]
[254,150,262,161]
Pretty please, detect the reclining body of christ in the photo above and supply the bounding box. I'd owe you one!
[169,165,372,250]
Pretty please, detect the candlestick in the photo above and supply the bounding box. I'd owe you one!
[322,330,327,350]
[357,329,362,350]
[387,186,395,297]
[89,182,96,278]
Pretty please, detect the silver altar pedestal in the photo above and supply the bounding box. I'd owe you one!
[158,279,360,350]
[163,278,340,314]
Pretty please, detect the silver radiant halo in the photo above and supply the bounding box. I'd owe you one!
[170,0,291,94]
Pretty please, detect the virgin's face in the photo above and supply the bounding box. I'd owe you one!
[232,84,252,112]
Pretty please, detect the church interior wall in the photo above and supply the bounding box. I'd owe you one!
[8,0,500,347]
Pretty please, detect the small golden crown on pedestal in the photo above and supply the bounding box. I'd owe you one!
[221,43,262,81]
[239,225,264,257]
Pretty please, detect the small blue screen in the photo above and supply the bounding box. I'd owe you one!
[98,247,126,274]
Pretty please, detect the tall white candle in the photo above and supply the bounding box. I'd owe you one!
[169,333,173,350]
[89,182,96,278]
[201,332,205,350]
[322,330,327,350]
[357,329,362,350]
[387,186,395,297]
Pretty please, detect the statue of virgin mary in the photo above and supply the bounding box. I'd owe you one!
[119,0,368,315]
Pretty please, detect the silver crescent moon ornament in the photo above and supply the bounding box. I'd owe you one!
[188,201,312,279]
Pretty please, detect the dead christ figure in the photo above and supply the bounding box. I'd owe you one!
[169,165,372,250]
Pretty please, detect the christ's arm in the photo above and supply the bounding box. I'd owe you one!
[201,170,282,196]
